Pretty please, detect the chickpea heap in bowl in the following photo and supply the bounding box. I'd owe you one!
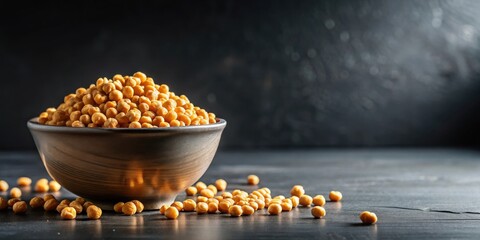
[38,72,216,128]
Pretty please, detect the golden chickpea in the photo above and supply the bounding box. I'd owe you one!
[218,201,231,213]
[61,207,77,220]
[242,205,255,216]
[196,196,208,203]
[0,180,9,191]
[281,202,293,212]
[69,200,83,214]
[87,205,102,220]
[109,90,123,101]
[299,195,313,207]
[229,205,243,217]
[268,204,282,215]
[29,197,45,209]
[0,197,8,210]
[35,178,49,193]
[290,196,299,208]
[249,201,259,211]
[222,192,233,199]
[186,186,198,196]
[183,199,196,212]
[247,175,260,185]
[60,199,71,205]
[159,84,169,94]
[311,206,326,219]
[165,206,179,220]
[200,188,215,198]
[44,199,59,211]
[13,201,27,214]
[196,202,208,214]
[329,191,343,202]
[171,201,183,211]
[129,121,142,128]
[207,185,218,195]
[195,181,207,192]
[132,200,144,213]
[49,180,61,192]
[10,187,21,198]
[360,211,378,225]
[8,198,21,207]
[159,204,169,215]
[313,195,326,206]
[92,112,107,125]
[114,202,124,213]
[17,177,32,187]
[122,201,137,216]
[290,185,305,197]
[207,202,218,214]
[256,199,266,210]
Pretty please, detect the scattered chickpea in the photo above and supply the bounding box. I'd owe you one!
[207,202,218,214]
[114,202,125,213]
[60,199,71,205]
[290,196,300,208]
[61,207,77,220]
[313,195,326,206]
[87,205,103,220]
[171,201,184,211]
[132,200,144,213]
[215,179,227,191]
[196,196,208,203]
[49,181,62,192]
[329,191,343,202]
[200,189,215,198]
[10,187,21,198]
[29,197,45,209]
[34,179,49,193]
[185,186,198,196]
[122,201,137,216]
[195,182,207,192]
[0,197,7,210]
[17,177,32,187]
[218,201,232,213]
[229,205,243,217]
[69,201,83,214]
[299,195,313,207]
[311,206,326,219]
[165,206,179,220]
[207,185,218,195]
[360,211,378,225]
[13,201,27,214]
[196,202,208,214]
[183,199,196,212]
[281,201,293,212]
[242,205,255,216]
[247,175,260,185]
[267,203,282,215]
[0,180,9,192]
[159,204,169,215]
[290,185,305,197]
[44,199,59,212]
[83,201,94,210]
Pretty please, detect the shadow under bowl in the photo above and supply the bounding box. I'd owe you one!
[27,118,226,210]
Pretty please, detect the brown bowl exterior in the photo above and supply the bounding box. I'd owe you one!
[27,118,226,210]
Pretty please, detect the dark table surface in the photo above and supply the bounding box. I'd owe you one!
[1,149,480,239]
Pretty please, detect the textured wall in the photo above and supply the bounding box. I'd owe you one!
[2,0,480,150]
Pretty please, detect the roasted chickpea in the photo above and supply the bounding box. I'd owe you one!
[87,205,103,220]
[196,202,208,214]
[186,186,198,196]
[360,211,378,225]
[29,197,45,209]
[61,207,77,220]
[0,197,8,210]
[247,175,260,185]
[17,177,32,187]
[0,180,9,192]
[165,206,179,220]
[242,205,255,216]
[69,200,83,214]
[10,187,21,198]
[311,206,326,219]
[44,199,59,212]
[13,201,27,214]
[207,202,218,214]
[183,199,196,212]
[329,191,343,202]
[171,201,184,211]
[132,200,144,213]
[122,201,137,216]
[114,202,125,213]
[299,195,313,207]
[313,195,326,206]
[229,205,243,217]
[49,180,61,192]
[268,204,282,215]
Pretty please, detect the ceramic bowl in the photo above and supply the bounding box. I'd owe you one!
[27,118,226,210]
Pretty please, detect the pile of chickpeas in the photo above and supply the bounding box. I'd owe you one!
[37,72,217,128]
[0,177,102,220]
[0,175,377,225]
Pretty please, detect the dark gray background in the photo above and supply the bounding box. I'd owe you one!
[2,0,480,150]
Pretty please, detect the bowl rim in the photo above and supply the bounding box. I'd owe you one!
[27,117,226,133]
